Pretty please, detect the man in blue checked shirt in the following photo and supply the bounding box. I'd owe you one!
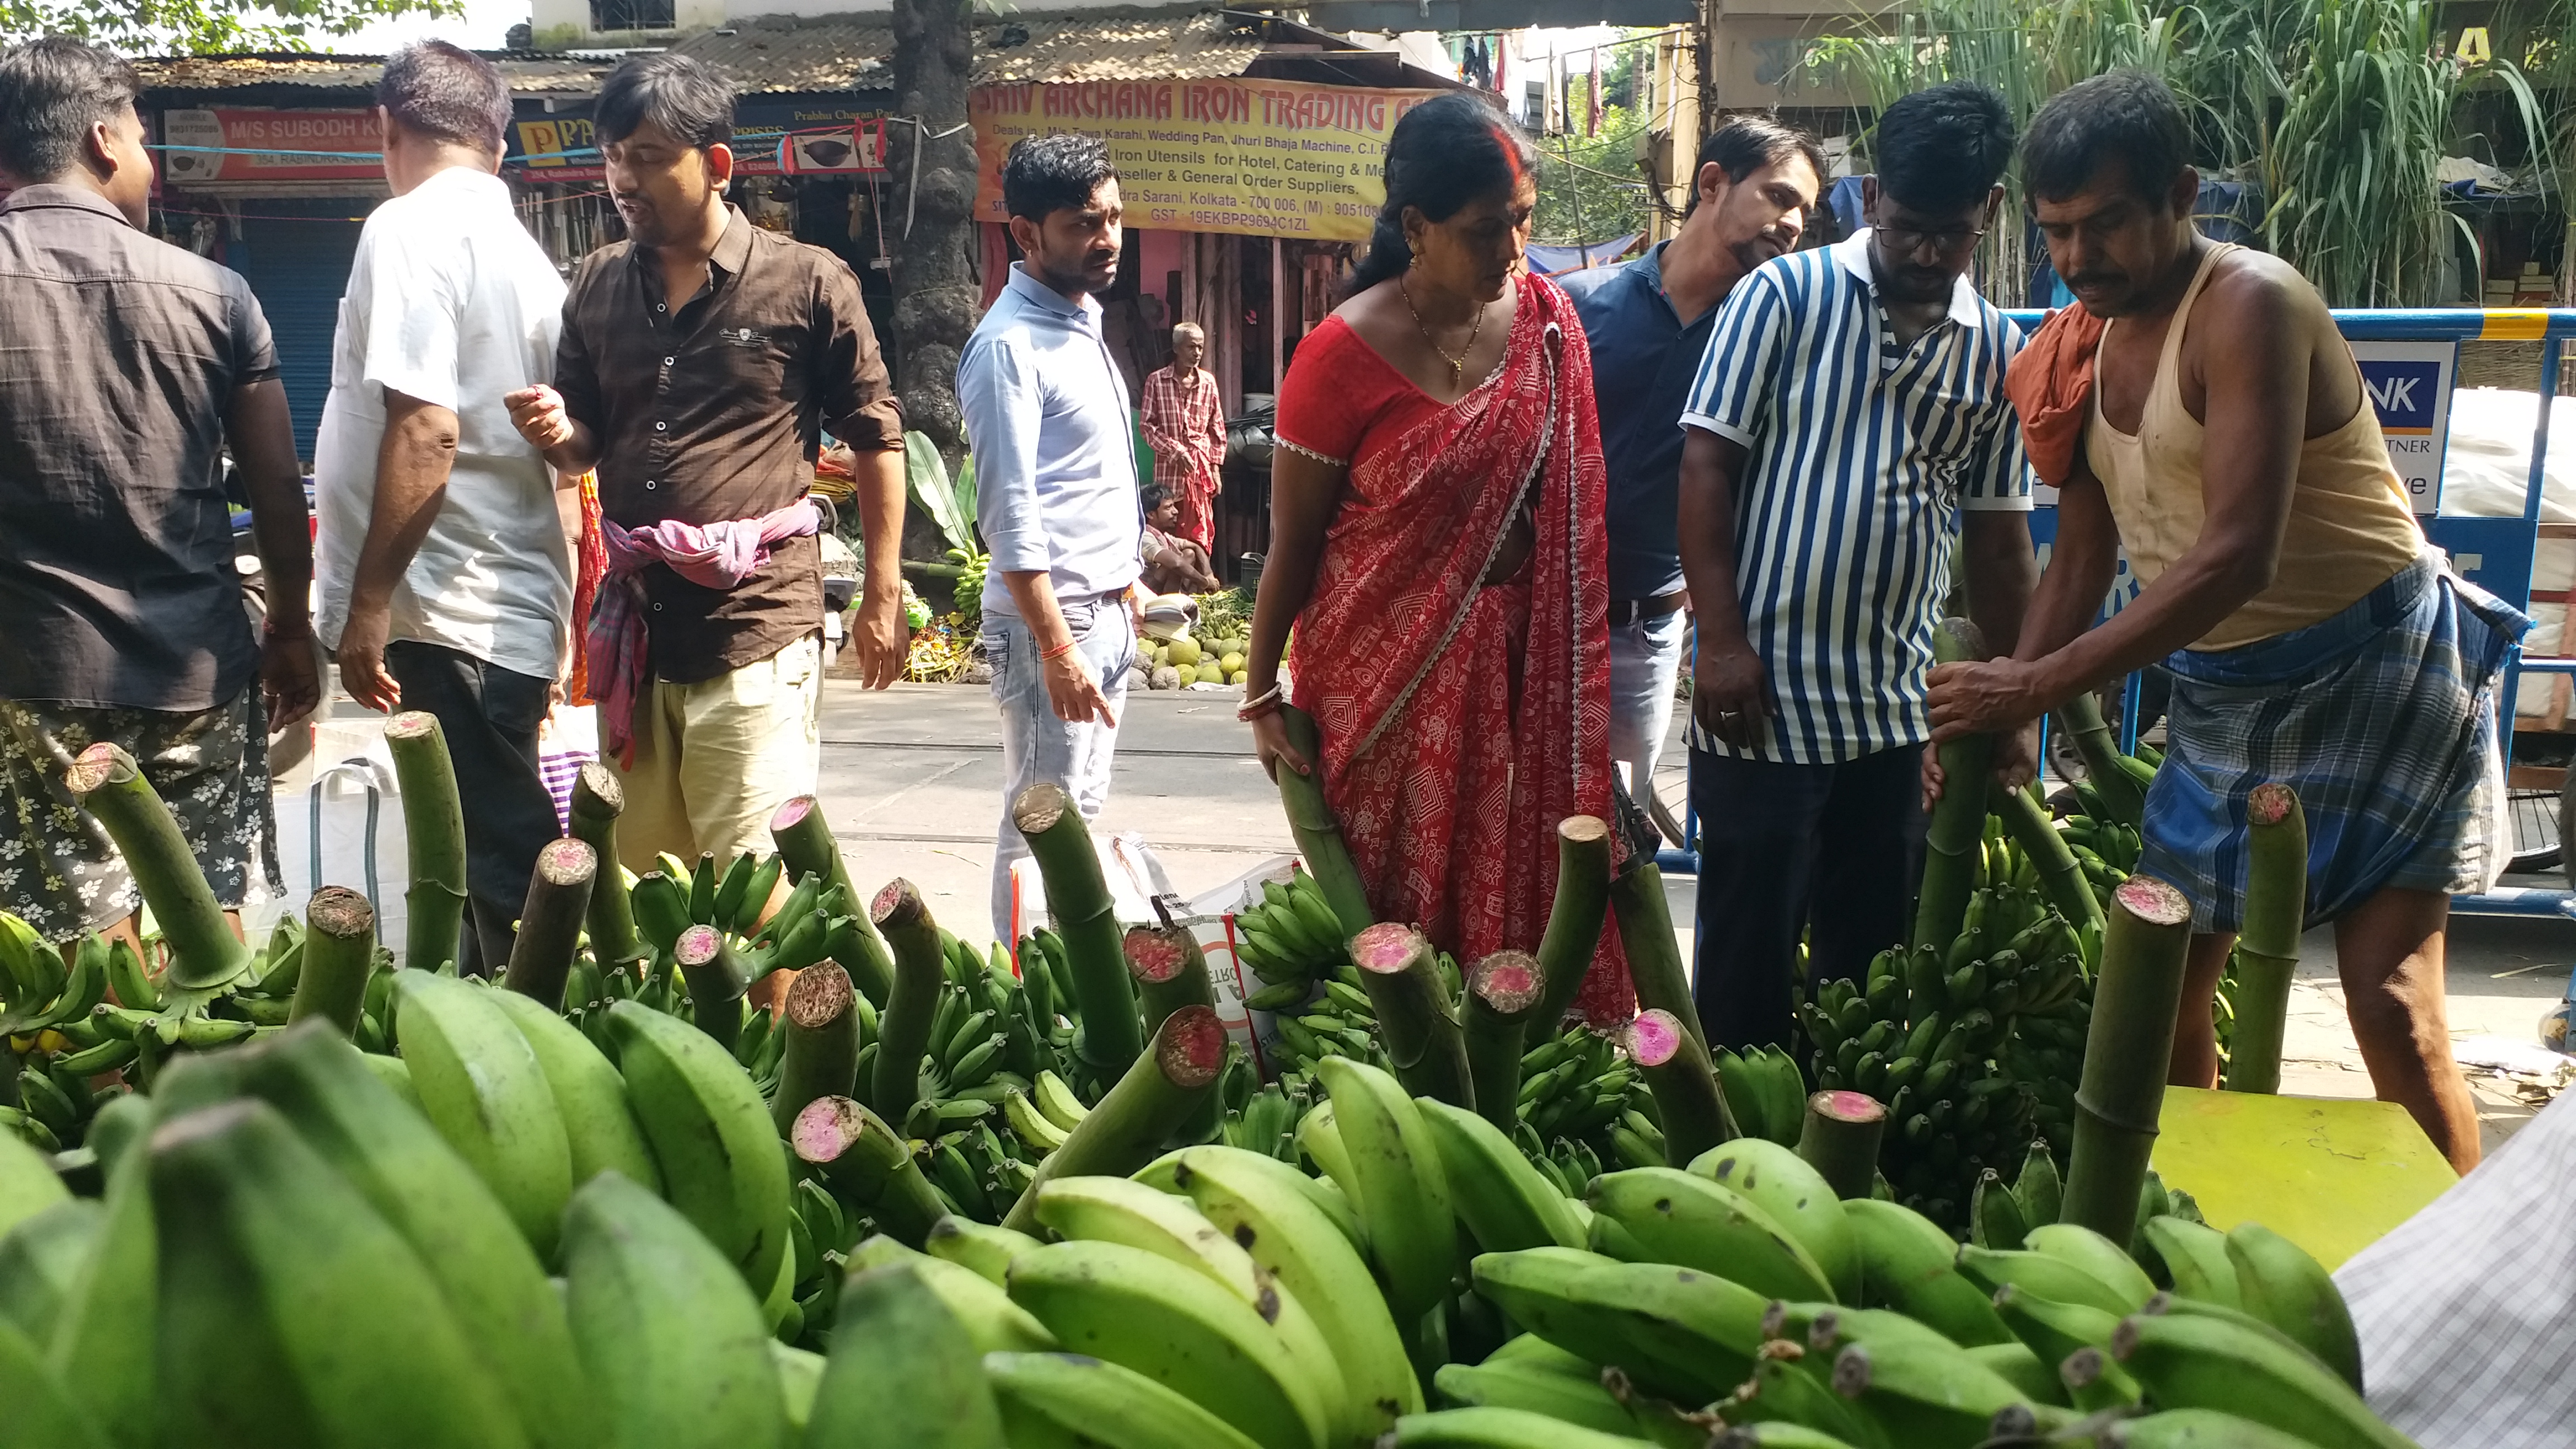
[1675,80,2039,1052]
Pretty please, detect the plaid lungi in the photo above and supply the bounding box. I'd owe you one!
[2139,553,2526,934]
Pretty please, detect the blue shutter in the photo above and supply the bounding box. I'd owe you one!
[230,206,364,463]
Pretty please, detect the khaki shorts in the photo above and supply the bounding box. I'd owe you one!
[607,634,822,874]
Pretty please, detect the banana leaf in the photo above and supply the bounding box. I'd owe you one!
[904,432,974,554]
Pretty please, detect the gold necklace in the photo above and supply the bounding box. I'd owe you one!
[1400,274,1486,387]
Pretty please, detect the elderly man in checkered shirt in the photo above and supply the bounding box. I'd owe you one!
[1140,322,1228,558]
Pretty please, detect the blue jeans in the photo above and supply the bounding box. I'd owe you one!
[984,598,1136,940]
[1607,608,1687,803]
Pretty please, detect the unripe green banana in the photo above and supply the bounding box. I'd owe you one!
[1588,1167,1834,1304]
[0,1316,106,1449]
[1716,1355,1887,1449]
[1031,1175,1353,1439]
[1964,1341,2066,1406]
[2023,1223,2156,1312]
[847,1234,1058,1353]
[1377,1406,1646,1447]
[1841,1199,2012,1347]
[1311,1058,1455,1329]
[1418,1097,1587,1254]
[1955,1244,2135,1318]
[1007,1239,1330,1449]
[1828,1339,2031,1446]
[151,1099,529,1449]
[484,988,661,1199]
[561,1171,785,1449]
[2224,1222,2362,1392]
[806,1261,1006,1448]
[925,1215,1041,1286]
[988,1349,1265,1449]
[2109,1310,2408,1449]
[1688,1137,1858,1301]
[1034,1069,1090,1131]
[1430,1362,1636,1438]
[394,970,575,1258]
[2096,1407,2338,1448]
[0,1129,67,1242]
[0,1197,101,1343]
[2140,1216,2241,1308]
[606,999,791,1296]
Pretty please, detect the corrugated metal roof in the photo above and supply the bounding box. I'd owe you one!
[673,10,1266,93]
[133,52,619,94]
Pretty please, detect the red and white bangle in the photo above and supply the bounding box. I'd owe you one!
[1236,683,1285,722]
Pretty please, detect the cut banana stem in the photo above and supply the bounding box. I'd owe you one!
[384,712,471,976]
[501,837,598,1010]
[1000,1005,1227,1234]
[674,925,753,1052]
[1012,784,1143,1076]
[1993,785,2105,935]
[2225,785,2308,1096]
[566,764,646,972]
[61,742,252,989]
[1795,1090,1887,1201]
[1351,922,1475,1107]
[2064,875,2195,1247]
[1274,705,1375,937]
[772,795,897,1007]
[773,962,865,1135]
[1611,861,1699,1048]
[793,1096,949,1247]
[871,879,948,1123]
[1123,925,1215,1039]
[1463,951,1543,1131]
[2054,690,2148,827]
[1914,619,1993,955]
[1626,1008,1736,1164]
[1531,815,1613,1029]
[288,886,377,1036]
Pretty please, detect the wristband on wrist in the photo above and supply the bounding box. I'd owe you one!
[1039,639,1079,662]
[1237,683,1285,722]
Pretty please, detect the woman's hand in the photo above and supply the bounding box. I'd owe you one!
[1249,709,1311,782]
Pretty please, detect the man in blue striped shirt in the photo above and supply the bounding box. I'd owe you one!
[1677,81,2038,1050]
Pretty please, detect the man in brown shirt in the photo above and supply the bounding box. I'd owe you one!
[0,39,318,946]
[507,54,905,873]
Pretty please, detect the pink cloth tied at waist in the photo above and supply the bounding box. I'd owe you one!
[588,497,822,768]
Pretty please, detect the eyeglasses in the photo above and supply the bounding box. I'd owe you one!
[1878,224,1987,258]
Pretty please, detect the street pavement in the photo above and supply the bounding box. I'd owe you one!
[285,667,2573,1149]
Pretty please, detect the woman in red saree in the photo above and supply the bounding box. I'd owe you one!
[1242,94,1629,1022]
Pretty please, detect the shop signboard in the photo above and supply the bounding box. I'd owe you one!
[159,108,381,184]
[2348,339,2455,515]
[969,78,1443,242]
[507,107,888,183]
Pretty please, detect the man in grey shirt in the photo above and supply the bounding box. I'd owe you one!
[958,134,1144,940]
[0,37,318,945]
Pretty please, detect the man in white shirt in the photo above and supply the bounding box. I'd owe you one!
[958,134,1144,940]
[314,40,572,973]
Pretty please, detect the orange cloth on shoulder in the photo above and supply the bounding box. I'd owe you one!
[2004,303,2109,487]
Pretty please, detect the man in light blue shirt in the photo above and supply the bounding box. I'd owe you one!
[959,133,1144,940]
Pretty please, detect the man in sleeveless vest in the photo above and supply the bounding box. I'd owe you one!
[1927,70,2524,1172]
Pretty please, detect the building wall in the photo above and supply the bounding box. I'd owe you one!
[532,0,722,47]
[1703,0,1893,113]
[721,0,1183,17]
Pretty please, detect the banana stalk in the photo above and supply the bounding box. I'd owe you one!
[1611,860,1699,1050]
[1273,705,1374,936]
[2225,785,2307,1096]
[383,711,471,974]
[773,961,865,1135]
[1626,1008,1736,1164]
[2063,874,2195,1246]
[501,837,598,1011]
[1123,925,1214,1039]
[286,886,376,1036]
[1462,950,1543,1131]
[1914,619,1993,953]
[2054,690,2147,827]
[1531,815,1613,1028]
[870,880,948,1123]
[674,925,754,1052]
[1993,786,2105,936]
[566,764,646,973]
[1011,784,1143,1077]
[791,1096,949,1246]
[61,742,250,989]
[773,795,897,1008]
[1000,1005,1227,1234]
[1349,922,1475,1109]
[1795,1088,1887,1201]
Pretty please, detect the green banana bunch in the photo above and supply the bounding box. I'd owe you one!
[1232,871,1353,995]
[1710,1043,1808,1147]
